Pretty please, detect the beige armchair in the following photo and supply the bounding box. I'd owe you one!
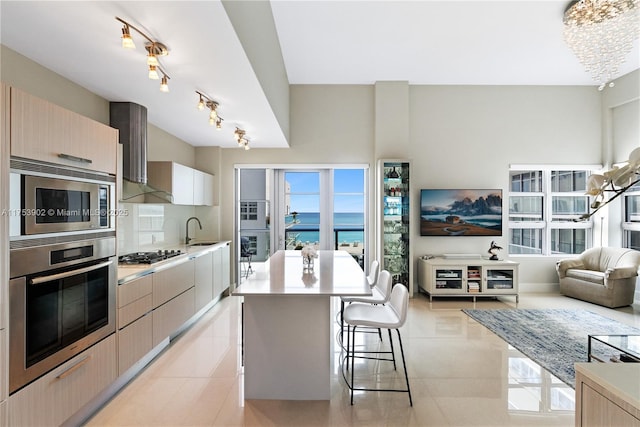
[556,247,640,308]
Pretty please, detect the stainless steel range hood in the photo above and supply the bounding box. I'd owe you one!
[109,102,173,202]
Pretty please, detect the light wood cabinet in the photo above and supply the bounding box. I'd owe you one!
[575,363,640,427]
[153,288,195,347]
[8,334,117,427]
[147,161,213,206]
[195,251,214,311]
[116,274,153,375]
[9,87,117,174]
[418,257,519,303]
[117,313,152,376]
[152,258,195,308]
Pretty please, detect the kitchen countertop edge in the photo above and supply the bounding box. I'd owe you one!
[118,241,230,284]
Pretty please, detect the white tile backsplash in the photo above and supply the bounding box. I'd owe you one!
[118,202,195,254]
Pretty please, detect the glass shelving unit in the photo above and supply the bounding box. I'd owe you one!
[378,160,412,296]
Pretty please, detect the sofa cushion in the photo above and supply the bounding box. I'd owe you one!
[565,269,604,285]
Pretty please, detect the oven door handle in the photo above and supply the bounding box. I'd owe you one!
[30,260,113,285]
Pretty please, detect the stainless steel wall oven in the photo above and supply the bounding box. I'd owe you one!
[9,238,116,393]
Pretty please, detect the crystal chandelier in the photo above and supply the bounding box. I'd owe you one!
[563,0,640,90]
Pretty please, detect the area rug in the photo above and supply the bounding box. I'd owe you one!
[462,308,640,388]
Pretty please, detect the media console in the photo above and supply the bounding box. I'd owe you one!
[418,257,519,303]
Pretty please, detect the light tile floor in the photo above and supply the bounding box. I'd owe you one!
[86,292,640,426]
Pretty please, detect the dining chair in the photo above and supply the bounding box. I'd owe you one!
[342,283,412,406]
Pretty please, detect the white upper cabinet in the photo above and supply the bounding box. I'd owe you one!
[147,161,213,206]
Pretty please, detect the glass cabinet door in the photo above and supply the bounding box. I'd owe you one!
[433,267,465,292]
[484,268,515,292]
[380,160,411,292]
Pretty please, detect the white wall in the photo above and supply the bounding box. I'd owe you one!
[406,85,602,288]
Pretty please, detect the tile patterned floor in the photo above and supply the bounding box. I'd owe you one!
[86,292,640,426]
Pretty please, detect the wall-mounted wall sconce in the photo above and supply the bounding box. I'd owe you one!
[195,91,223,129]
[116,16,171,93]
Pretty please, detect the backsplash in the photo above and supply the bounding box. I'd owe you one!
[117,202,196,254]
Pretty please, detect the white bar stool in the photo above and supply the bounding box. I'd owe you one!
[339,266,388,333]
[342,283,412,406]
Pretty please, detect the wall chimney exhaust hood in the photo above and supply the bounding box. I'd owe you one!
[109,102,173,202]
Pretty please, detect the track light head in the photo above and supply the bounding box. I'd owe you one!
[160,75,169,92]
[121,25,135,49]
[148,65,159,80]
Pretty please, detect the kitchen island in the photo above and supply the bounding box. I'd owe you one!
[233,250,371,400]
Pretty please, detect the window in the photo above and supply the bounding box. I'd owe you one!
[623,183,640,250]
[509,168,593,255]
[240,201,258,221]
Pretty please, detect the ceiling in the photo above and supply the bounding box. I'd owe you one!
[1,1,638,149]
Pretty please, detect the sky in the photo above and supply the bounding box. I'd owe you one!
[286,169,364,213]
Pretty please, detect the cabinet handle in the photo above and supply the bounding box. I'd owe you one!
[31,260,113,285]
[58,153,93,164]
[55,355,92,380]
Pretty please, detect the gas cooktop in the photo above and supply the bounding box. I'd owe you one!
[118,250,183,265]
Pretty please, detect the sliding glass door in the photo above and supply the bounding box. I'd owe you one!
[236,166,368,284]
[276,169,366,266]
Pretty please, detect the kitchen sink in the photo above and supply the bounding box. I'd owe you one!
[188,241,218,246]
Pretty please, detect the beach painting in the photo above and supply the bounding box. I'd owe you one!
[420,189,502,236]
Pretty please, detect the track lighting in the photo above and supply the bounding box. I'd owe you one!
[195,91,224,129]
[116,17,171,92]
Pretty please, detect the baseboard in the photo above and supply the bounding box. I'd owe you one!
[518,282,560,293]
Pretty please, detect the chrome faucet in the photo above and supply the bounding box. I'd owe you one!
[185,217,202,245]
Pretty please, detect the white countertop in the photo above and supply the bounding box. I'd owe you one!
[575,362,640,409]
[117,241,229,284]
[233,250,371,297]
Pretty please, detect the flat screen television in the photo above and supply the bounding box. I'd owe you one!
[420,189,502,236]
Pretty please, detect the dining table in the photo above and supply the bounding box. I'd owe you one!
[233,249,371,400]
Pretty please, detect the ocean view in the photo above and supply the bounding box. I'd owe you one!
[286,212,364,245]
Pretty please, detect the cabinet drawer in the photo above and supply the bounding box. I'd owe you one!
[153,259,194,308]
[118,294,152,329]
[118,274,153,308]
[9,334,116,427]
[118,313,152,376]
[153,288,195,347]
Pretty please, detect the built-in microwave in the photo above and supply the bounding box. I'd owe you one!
[10,158,116,237]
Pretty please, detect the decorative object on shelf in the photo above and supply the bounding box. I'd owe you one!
[488,241,502,261]
[578,147,640,220]
[301,245,317,271]
[195,91,223,129]
[387,166,400,179]
[234,127,250,150]
[563,0,640,91]
[116,17,171,93]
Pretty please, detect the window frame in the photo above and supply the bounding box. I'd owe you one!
[509,165,600,256]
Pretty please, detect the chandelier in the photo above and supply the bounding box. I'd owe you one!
[563,0,640,90]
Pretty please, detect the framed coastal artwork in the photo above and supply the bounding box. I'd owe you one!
[420,189,502,236]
